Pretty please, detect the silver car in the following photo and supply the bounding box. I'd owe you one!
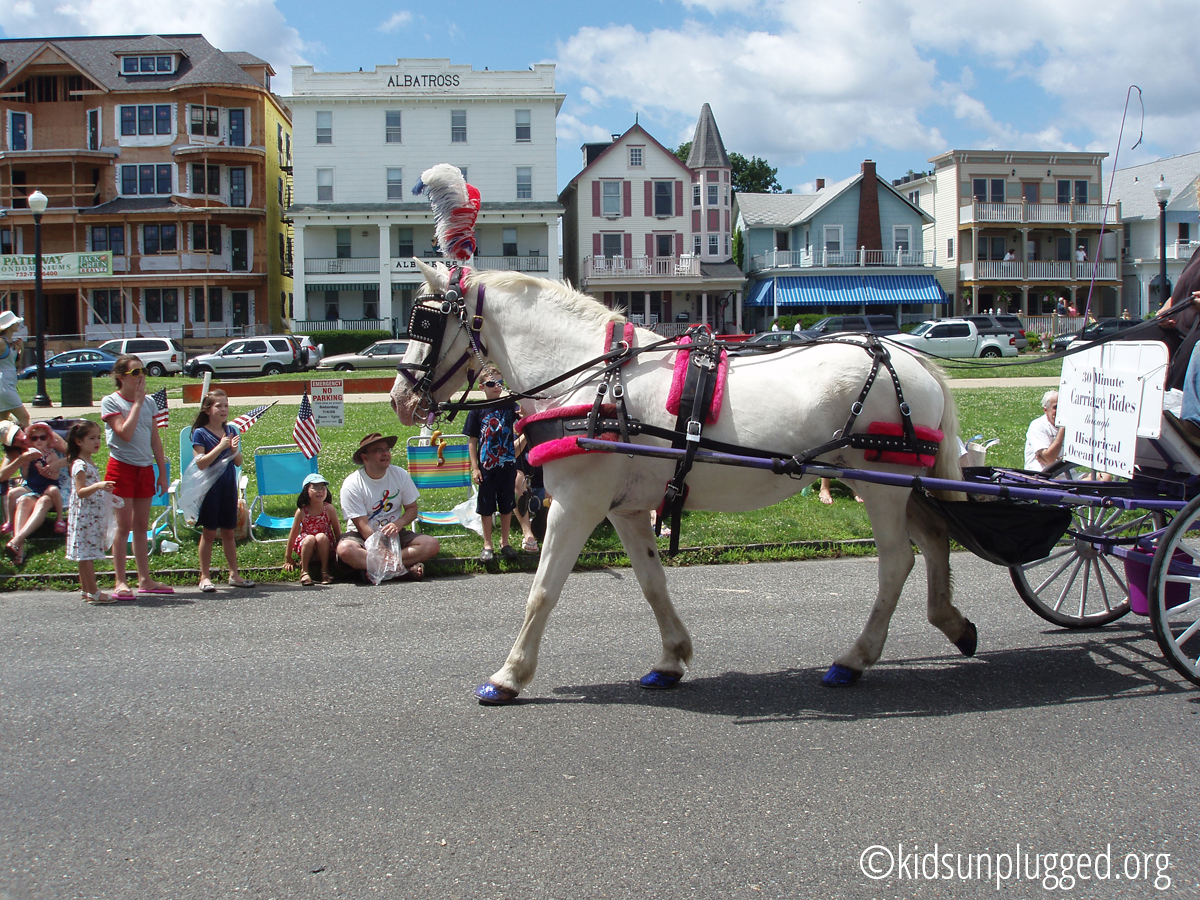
[317,340,410,371]
[184,336,301,377]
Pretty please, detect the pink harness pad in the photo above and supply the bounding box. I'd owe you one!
[517,404,620,467]
[862,421,943,467]
[665,334,728,425]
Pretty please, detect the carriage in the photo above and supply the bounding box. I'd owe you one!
[393,165,1200,703]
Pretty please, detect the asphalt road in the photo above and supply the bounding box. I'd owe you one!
[2,554,1196,900]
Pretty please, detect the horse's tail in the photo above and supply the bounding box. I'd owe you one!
[919,358,965,501]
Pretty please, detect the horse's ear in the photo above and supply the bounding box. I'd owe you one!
[415,258,447,291]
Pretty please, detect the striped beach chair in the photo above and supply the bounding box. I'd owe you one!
[406,435,472,537]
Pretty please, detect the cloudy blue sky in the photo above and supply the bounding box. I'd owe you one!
[4,0,1199,196]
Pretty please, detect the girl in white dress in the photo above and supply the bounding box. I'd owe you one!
[66,420,116,604]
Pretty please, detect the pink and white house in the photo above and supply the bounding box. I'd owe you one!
[559,105,745,333]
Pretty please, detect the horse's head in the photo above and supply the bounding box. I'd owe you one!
[390,259,478,425]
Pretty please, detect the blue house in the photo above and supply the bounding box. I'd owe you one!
[734,160,944,329]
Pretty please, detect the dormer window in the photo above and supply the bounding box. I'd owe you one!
[121,55,176,75]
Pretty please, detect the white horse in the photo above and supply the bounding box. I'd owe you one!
[391,261,975,704]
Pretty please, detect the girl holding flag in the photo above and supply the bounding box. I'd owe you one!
[192,390,254,592]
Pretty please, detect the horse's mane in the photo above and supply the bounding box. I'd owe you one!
[468,268,625,328]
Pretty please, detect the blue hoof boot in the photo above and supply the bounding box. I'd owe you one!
[475,682,519,705]
[639,670,681,690]
[822,663,862,687]
[954,619,978,658]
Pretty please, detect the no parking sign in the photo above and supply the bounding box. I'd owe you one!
[309,378,344,426]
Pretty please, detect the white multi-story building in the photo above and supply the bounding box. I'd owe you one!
[287,59,564,334]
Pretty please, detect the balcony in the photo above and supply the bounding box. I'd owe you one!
[960,260,1119,281]
[1166,241,1200,260]
[748,248,936,272]
[304,257,380,275]
[289,318,391,333]
[959,200,1119,226]
[583,255,701,282]
[473,255,549,272]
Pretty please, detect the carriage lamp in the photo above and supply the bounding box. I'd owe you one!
[1155,177,1172,310]
[28,189,51,409]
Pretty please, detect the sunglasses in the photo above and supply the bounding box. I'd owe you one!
[482,380,504,388]
[122,367,145,378]
[30,434,49,441]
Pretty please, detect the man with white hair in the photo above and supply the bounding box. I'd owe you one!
[1024,390,1065,471]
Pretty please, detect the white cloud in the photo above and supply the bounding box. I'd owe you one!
[557,112,619,149]
[377,11,413,34]
[0,0,308,94]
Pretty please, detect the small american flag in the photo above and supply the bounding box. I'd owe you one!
[231,400,277,434]
[151,388,170,428]
[293,393,321,459]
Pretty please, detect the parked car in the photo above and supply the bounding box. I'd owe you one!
[742,331,812,346]
[891,319,1017,358]
[183,335,303,377]
[294,335,324,370]
[800,314,901,338]
[1053,317,1144,352]
[964,314,1028,351]
[97,337,186,377]
[19,348,119,379]
[318,340,410,371]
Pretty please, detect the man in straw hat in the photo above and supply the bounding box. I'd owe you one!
[336,432,439,579]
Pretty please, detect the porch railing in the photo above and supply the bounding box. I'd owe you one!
[960,261,1118,281]
[747,247,936,272]
[583,256,701,279]
[288,318,393,334]
[304,257,381,275]
[959,200,1119,226]
[473,255,549,272]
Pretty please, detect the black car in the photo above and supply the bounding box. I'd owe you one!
[800,314,900,338]
[1051,317,1142,353]
[964,314,1028,350]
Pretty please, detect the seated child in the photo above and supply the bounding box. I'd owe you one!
[22,422,69,534]
[284,472,341,585]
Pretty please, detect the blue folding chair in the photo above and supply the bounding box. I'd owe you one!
[171,427,247,536]
[247,444,319,542]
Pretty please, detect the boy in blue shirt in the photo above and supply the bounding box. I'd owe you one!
[464,365,520,562]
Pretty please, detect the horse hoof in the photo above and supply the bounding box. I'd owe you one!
[822,664,862,687]
[475,682,520,705]
[953,619,978,657]
[639,670,681,690]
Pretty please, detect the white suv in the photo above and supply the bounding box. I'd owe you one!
[184,335,303,377]
[98,338,187,377]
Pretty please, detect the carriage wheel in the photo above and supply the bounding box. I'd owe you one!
[1009,504,1160,628]
[1146,494,1200,687]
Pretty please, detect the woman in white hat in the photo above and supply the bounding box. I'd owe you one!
[0,310,30,429]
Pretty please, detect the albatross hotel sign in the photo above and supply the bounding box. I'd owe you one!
[0,252,112,279]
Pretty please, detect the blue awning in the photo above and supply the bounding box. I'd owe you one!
[744,274,947,306]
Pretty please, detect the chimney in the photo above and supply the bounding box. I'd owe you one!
[815,178,825,191]
[856,160,882,252]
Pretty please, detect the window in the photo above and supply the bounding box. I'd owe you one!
[336,228,351,259]
[708,234,719,254]
[894,226,911,253]
[908,189,919,205]
[973,178,987,202]
[397,227,414,258]
[192,223,222,253]
[1,229,13,255]
[693,234,701,255]
[1057,180,1071,205]
[229,168,246,207]
[516,167,532,199]
[285,132,291,164]
[193,286,223,322]
[279,233,285,267]
[9,113,27,150]
[1180,223,1191,243]
[121,56,165,74]
[91,225,124,256]
[277,122,283,152]
[120,164,172,195]
[387,168,403,200]
[122,57,138,74]
[1074,180,1088,205]
[503,227,518,257]
[515,109,531,142]
[278,176,283,205]
[228,109,245,146]
[363,289,379,320]
[385,110,402,143]
[656,234,673,257]
[192,164,220,195]
[121,104,171,136]
[316,111,332,144]
[601,233,623,258]
[143,288,178,323]
[947,237,954,260]
[316,168,333,202]
[142,224,176,255]
[35,75,58,103]
[92,289,122,324]
[601,181,621,217]
[324,290,339,321]
[629,146,643,167]
[693,184,701,208]
[653,181,673,216]
[87,109,100,150]
[707,184,718,207]
[157,56,173,73]
[451,110,467,142]
[824,225,842,254]
[775,230,790,251]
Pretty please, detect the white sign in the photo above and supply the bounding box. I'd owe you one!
[1058,342,1168,478]
[309,378,344,427]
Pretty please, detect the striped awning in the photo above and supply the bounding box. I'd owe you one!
[305,283,378,293]
[744,274,947,306]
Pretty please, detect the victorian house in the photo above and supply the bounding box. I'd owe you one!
[0,34,293,345]
[558,104,746,334]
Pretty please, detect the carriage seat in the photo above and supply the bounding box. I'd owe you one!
[1135,411,1200,477]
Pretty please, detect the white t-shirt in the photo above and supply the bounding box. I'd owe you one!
[100,392,155,466]
[1024,415,1060,470]
[340,464,419,533]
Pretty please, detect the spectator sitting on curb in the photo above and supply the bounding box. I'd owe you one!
[336,432,439,581]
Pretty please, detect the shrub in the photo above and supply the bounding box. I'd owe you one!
[307,330,392,357]
[1026,332,1042,352]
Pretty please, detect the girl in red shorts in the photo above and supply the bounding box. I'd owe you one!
[99,355,171,598]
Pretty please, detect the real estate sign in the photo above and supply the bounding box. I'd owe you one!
[0,252,112,279]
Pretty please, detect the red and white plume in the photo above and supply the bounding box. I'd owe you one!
[412,163,480,261]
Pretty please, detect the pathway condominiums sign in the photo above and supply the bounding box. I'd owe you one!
[0,252,112,279]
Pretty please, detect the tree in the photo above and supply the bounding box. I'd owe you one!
[674,142,789,194]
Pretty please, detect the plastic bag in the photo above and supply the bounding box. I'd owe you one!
[176,456,231,528]
[453,488,484,536]
[365,529,407,585]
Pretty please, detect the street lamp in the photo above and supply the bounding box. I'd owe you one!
[1154,176,1172,315]
[28,189,51,408]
